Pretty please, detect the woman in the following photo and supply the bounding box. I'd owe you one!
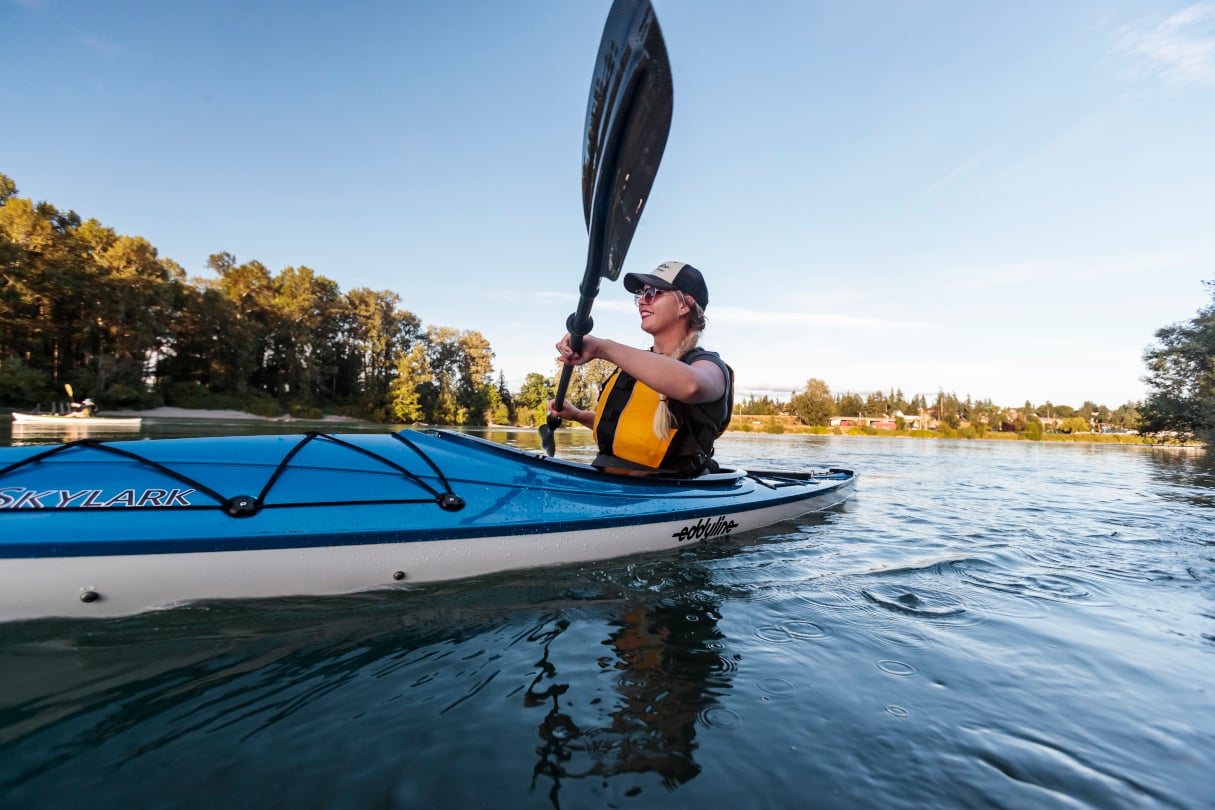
[549,261,733,476]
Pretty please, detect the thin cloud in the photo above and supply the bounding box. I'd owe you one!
[710,306,928,330]
[485,289,926,329]
[82,37,126,58]
[1114,3,1215,84]
[949,251,1198,291]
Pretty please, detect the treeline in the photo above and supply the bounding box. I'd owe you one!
[739,381,1142,434]
[0,172,546,424]
[0,171,1154,430]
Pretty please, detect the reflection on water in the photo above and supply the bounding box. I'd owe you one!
[528,591,728,805]
[0,567,736,809]
[1143,445,1215,508]
[8,419,142,446]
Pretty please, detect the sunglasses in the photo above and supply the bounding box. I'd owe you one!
[633,286,674,306]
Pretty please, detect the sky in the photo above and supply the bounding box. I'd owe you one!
[3,0,1214,408]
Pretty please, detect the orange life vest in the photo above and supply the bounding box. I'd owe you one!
[592,348,733,476]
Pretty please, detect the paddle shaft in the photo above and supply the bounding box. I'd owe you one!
[543,0,672,449]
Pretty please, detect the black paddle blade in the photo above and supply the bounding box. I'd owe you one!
[539,421,557,457]
[582,0,673,285]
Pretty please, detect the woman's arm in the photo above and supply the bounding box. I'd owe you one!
[556,335,726,404]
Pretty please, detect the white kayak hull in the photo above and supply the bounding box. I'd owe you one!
[1,495,837,620]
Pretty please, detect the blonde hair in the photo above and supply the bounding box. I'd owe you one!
[653,292,707,439]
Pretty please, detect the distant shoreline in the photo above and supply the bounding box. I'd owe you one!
[83,407,1198,448]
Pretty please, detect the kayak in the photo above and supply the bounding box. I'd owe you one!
[11,412,143,427]
[0,429,856,621]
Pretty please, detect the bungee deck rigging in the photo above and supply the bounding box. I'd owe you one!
[1,431,466,516]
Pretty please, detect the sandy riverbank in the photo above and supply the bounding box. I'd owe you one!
[108,406,366,423]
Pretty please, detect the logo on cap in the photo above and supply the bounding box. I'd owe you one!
[653,261,689,284]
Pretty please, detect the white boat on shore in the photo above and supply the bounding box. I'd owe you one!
[10,412,143,427]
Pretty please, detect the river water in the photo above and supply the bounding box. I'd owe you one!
[1,423,1212,809]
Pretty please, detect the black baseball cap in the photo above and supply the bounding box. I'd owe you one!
[622,261,709,310]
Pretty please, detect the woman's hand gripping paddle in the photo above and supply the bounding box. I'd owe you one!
[539,0,673,457]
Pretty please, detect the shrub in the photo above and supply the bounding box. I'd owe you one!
[0,356,51,405]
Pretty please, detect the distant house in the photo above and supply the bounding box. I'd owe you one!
[830,411,923,431]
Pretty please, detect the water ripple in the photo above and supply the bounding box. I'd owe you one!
[862,585,967,617]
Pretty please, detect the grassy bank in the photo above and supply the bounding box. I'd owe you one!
[726,415,1194,447]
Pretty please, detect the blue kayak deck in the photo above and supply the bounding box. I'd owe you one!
[0,429,855,557]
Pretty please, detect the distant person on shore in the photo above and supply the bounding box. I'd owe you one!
[68,398,97,418]
[548,261,733,477]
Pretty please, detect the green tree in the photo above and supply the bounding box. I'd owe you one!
[1141,280,1215,442]
[209,253,276,396]
[514,372,554,427]
[0,173,16,204]
[342,288,421,411]
[390,343,431,423]
[269,265,342,406]
[0,354,50,405]
[1111,402,1140,431]
[1059,416,1090,434]
[495,371,515,423]
[565,358,615,410]
[455,329,496,424]
[835,392,864,417]
[864,390,888,415]
[791,378,834,426]
[739,394,780,415]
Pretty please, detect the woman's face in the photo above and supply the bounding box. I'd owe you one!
[636,286,688,335]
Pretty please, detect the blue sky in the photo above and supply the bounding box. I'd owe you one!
[4,0,1213,408]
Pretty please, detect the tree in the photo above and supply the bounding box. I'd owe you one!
[493,371,512,425]
[269,265,342,405]
[0,355,49,405]
[864,390,888,415]
[514,372,554,427]
[1058,416,1091,434]
[209,253,275,396]
[739,394,780,415]
[455,329,496,424]
[835,392,864,417]
[791,378,834,426]
[565,359,615,410]
[343,288,421,410]
[390,344,431,422]
[1141,280,1215,442]
[0,173,16,204]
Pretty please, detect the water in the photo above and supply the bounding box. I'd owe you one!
[1,424,1212,809]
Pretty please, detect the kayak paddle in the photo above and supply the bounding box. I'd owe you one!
[539,0,673,457]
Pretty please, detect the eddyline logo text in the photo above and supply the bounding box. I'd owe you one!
[671,515,739,542]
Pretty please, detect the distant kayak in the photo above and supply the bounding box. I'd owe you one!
[0,428,856,621]
[11,412,143,427]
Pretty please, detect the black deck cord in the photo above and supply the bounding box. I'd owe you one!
[390,431,464,510]
[0,439,231,505]
[250,432,464,514]
[1,433,465,516]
